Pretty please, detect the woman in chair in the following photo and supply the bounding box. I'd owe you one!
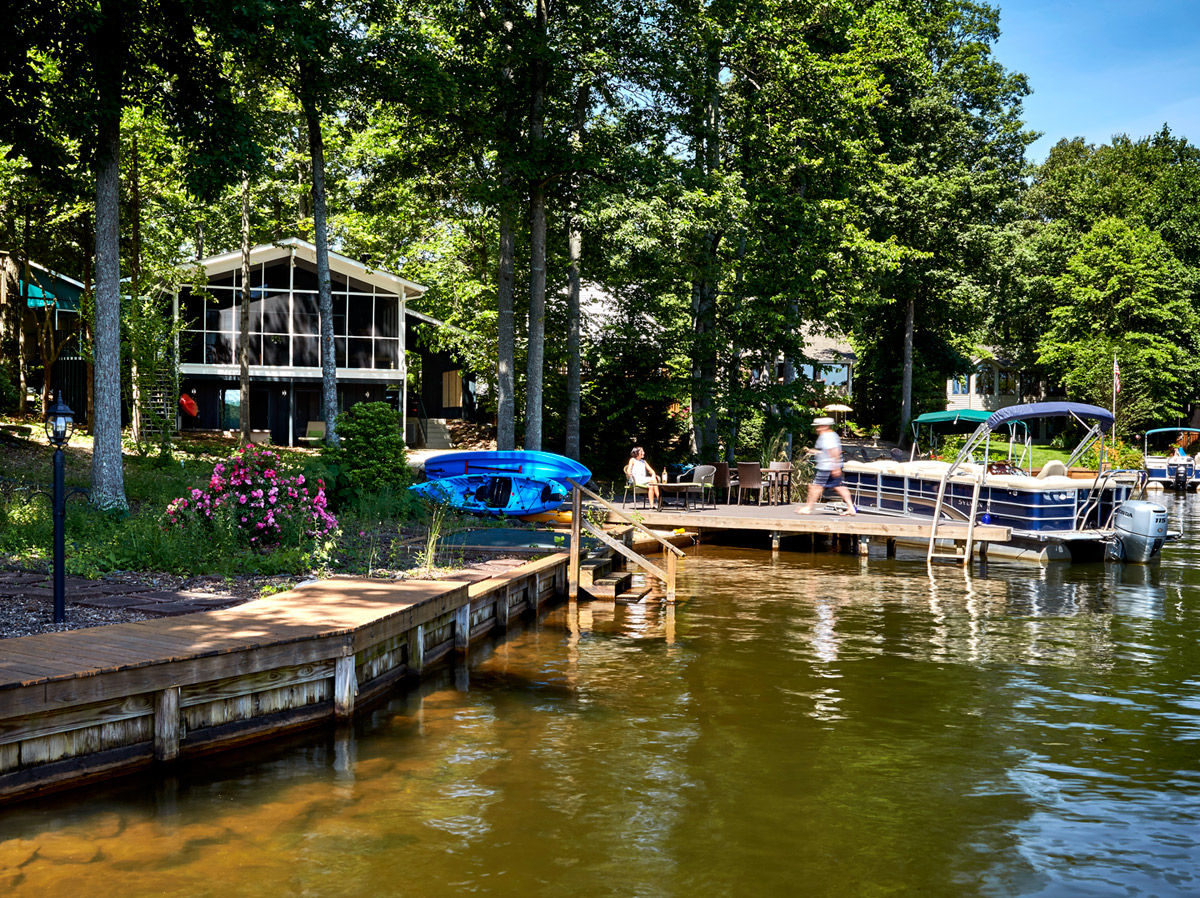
[625,446,660,507]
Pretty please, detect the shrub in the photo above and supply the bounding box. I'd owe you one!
[165,444,337,553]
[0,369,19,412]
[321,402,412,507]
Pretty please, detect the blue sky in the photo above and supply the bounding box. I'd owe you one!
[993,1,1200,162]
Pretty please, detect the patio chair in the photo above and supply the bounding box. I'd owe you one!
[691,464,717,509]
[622,478,652,509]
[736,462,766,505]
[714,462,736,504]
[768,460,792,504]
[299,420,326,445]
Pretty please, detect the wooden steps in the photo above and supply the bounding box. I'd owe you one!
[583,572,631,600]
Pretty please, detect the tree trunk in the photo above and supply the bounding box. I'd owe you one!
[564,81,588,461]
[496,197,516,451]
[17,205,30,414]
[900,294,915,439]
[130,133,142,444]
[239,174,252,445]
[523,0,549,452]
[303,95,338,445]
[690,44,722,460]
[90,103,128,509]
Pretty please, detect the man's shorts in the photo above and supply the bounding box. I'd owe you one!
[813,468,843,490]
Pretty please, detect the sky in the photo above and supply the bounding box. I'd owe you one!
[993,1,1200,162]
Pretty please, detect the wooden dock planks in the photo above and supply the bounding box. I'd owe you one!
[605,504,1011,543]
[0,559,574,801]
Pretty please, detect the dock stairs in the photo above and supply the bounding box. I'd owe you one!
[567,479,683,603]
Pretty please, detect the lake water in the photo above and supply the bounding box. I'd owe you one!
[4,499,1200,896]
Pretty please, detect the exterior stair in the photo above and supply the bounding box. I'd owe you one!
[583,572,631,600]
[424,418,454,449]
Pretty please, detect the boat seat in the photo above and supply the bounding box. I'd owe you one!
[476,476,513,508]
[1036,460,1068,479]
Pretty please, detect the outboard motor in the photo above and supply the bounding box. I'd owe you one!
[1173,461,1189,490]
[1108,500,1169,563]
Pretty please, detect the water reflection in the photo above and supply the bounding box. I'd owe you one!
[3,502,1200,895]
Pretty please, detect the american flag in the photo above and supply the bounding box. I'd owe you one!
[1114,356,1121,394]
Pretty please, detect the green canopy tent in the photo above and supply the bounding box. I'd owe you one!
[911,408,1029,465]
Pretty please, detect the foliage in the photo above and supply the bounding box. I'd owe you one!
[1038,218,1199,433]
[164,445,337,554]
[0,370,20,413]
[1080,441,1144,471]
[320,402,412,506]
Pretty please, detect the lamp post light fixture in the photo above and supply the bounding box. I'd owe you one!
[45,395,74,625]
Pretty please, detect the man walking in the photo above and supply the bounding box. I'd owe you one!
[798,417,856,515]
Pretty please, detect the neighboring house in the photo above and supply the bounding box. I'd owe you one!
[176,238,471,446]
[946,356,1062,438]
[798,329,854,396]
[2,257,87,417]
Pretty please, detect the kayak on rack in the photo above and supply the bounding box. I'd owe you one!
[422,450,591,488]
[409,473,570,516]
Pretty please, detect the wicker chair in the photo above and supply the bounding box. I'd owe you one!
[736,462,766,505]
[713,462,736,504]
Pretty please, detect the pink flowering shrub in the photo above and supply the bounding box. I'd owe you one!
[165,445,338,553]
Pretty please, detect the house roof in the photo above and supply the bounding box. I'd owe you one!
[801,328,855,365]
[195,238,427,299]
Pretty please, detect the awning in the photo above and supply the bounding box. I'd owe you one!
[912,409,992,427]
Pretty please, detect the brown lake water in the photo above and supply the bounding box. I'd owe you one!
[4,499,1200,896]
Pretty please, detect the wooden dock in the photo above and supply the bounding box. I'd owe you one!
[0,554,570,803]
[604,501,1012,550]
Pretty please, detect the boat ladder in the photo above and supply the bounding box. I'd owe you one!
[927,468,984,566]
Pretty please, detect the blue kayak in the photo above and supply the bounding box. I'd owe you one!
[410,474,569,516]
[422,451,590,488]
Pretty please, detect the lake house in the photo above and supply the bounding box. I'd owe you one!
[176,238,472,446]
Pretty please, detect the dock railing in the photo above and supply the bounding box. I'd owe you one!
[567,479,684,601]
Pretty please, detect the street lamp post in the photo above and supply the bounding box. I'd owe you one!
[44,395,74,625]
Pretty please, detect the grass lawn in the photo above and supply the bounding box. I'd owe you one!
[0,414,509,583]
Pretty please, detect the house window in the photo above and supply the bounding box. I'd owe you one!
[182,260,404,373]
[1020,372,1039,399]
[998,369,1016,395]
[950,375,968,395]
[976,365,995,396]
[443,370,462,408]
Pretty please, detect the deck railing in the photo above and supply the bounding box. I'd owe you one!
[566,479,683,601]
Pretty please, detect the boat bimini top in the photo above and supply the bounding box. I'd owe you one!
[948,401,1116,476]
[1143,427,1200,453]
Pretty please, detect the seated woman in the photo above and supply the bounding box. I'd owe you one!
[625,446,660,506]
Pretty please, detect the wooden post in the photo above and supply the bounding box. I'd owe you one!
[771,531,781,551]
[454,603,471,653]
[496,591,510,630]
[665,549,677,602]
[410,623,426,672]
[154,686,180,762]
[334,655,357,719]
[886,538,896,558]
[858,536,870,556]
[568,485,582,599]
